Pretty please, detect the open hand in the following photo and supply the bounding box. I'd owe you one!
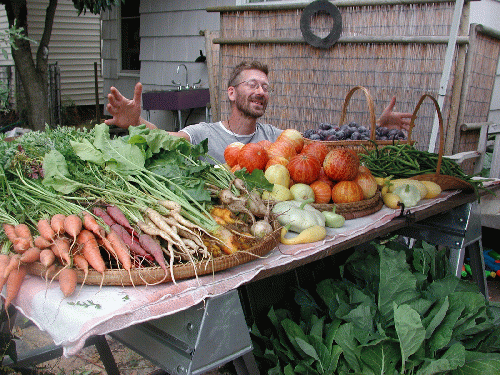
[104,82,143,129]
[378,97,413,131]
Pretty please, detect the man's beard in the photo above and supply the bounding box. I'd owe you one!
[235,94,267,119]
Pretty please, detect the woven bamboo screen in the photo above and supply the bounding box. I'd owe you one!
[205,0,499,157]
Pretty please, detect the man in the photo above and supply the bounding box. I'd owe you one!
[105,61,412,163]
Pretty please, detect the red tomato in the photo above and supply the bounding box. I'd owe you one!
[287,153,321,184]
[237,143,269,173]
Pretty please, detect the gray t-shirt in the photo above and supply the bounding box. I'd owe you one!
[181,121,283,164]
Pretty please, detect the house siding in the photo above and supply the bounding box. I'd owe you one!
[102,0,234,131]
[27,0,102,108]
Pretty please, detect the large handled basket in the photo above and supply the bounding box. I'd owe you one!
[303,86,413,155]
[407,94,474,191]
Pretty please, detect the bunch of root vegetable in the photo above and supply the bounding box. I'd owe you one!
[209,179,275,240]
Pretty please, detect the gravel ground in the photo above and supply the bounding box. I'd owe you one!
[9,316,230,375]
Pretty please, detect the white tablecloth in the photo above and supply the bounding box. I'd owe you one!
[6,188,487,356]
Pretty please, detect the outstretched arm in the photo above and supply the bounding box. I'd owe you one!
[377,96,413,131]
[104,82,156,129]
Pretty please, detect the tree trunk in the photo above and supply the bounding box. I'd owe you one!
[5,0,57,131]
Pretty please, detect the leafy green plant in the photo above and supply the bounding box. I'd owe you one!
[251,239,500,374]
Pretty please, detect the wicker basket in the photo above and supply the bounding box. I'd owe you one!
[407,94,474,192]
[311,190,384,220]
[27,227,281,286]
[303,86,413,155]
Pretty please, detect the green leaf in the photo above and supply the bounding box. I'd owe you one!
[394,303,425,371]
[282,319,309,358]
[309,315,324,339]
[451,351,500,375]
[360,339,400,375]
[326,344,343,373]
[42,150,83,194]
[235,168,273,192]
[93,123,145,173]
[415,342,465,375]
[296,337,319,360]
[378,247,420,323]
[334,322,362,373]
[423,296,449,339]
[70,139,105,165]
[309,334,330,372]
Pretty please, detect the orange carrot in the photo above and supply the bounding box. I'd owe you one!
[77,229,106,274]
[82,212,106,239]
[12,237,31,253]
[4,264,27,309]
[20,246,41,264]
[39,249,56,268]
[34,235,52,249]
[2,223,18,243]
[37,218,56,241]
[58,267,78,297]
[73,254,89,287]
[51,237,71,265]
[14,223,34,247]
[106,229,132,271]
[3,254,21,279]
[0,253,11,291]
[50,214,66,235]
[64,215,83,247]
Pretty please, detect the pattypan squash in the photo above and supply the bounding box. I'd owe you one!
[272,199,325,233]
[392,184,421,208]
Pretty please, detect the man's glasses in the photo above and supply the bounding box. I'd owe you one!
[233,79,273,93]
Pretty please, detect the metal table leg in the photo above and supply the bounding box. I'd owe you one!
[397,201,488,298]
[111,289,257,375]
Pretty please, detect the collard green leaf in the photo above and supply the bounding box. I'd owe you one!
[423,275,460,304]
[325,319,342,350]
[360,339,400,375]
[309,315,324,339]
[423,296,449,339]
[451,351,500,375]
[284,364,295,375]
[326,344,343,374]
[294,360,319,375]
[282,319,309,358]
[415,342,465,375]
[296,337,319,361]
[42,150,83,194]
[378,248,420,323]
[308,334,331,372]
[394,303,425,370]
[334,322,362,373]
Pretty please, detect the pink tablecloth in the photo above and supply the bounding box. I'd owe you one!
[6,187,489,356]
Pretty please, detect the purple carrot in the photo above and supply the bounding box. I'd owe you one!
[111,223,149,259]
[106,205,134,231]
[138,233,168,274]
[93,207,116,227]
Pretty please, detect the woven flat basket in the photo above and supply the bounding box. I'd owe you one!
[303,86,413,155]
[311,190,383,220]
[27,228,280,286]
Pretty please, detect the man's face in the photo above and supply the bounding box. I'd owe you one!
[230,69,270,119]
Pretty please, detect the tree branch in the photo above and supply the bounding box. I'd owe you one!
[36,0,58,73]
